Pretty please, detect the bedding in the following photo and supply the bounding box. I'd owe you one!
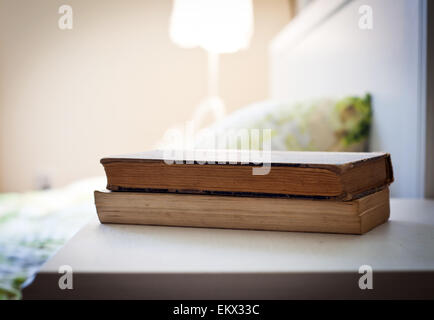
[194,94,372,152]
[0,177,104,299]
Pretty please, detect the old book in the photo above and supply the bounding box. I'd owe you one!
[101,150,393,200]
[94,188,390,235]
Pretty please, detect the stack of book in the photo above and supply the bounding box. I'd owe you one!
[95,150,394,235]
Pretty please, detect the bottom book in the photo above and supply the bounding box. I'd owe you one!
[94,188,390,235]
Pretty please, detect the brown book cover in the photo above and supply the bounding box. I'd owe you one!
[94,188,390,235]
[100,150,394,200]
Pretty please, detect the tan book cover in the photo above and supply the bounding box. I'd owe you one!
[94,188,390,235]
[101,150,394,200]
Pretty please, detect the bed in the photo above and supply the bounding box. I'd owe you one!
[0,177,104,299]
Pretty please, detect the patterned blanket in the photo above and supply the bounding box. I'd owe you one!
[0,177,105,299]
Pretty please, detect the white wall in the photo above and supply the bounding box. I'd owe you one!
[0,0,291,192]
[270,0,427,197]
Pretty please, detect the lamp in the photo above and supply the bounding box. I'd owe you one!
[169,0,254,130]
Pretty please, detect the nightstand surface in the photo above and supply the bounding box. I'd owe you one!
[23,198,434,299]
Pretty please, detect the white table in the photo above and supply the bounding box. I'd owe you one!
[23,199,434,299]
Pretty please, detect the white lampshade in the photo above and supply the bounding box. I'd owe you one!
[169,0,254,54]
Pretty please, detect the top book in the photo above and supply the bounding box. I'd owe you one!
[100,150,394,200]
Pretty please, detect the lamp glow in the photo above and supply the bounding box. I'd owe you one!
[169,0,254,54]
[167,0,255,140]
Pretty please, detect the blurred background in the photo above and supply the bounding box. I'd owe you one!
[0,0,431,199]
[0,0,293,192]
[0,0,432,300]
